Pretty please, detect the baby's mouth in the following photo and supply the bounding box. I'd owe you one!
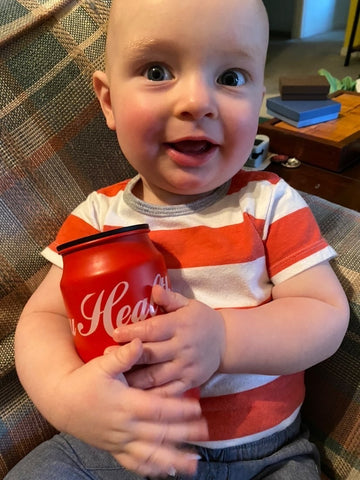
[167,140,215,154]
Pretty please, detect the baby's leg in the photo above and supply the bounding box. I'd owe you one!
[181,415,320,480]
[4,433,143,480]
[251,436,321,480]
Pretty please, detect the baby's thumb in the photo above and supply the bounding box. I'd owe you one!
[98,338,143,378]
[152,284,189,313]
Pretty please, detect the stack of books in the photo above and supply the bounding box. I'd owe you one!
[266,75,341,128]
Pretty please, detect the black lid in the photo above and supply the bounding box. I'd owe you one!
[56,224,149,253]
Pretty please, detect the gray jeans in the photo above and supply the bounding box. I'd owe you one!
[5,415,320,480]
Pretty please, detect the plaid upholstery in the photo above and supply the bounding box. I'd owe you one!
[0,1,359,479]
[0,0,135,476]
[0,0,135,368]
[301,193,360,480]
[0,0,73,48]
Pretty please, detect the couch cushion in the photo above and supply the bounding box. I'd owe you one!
[0,1,74,48]
[0,0,136,378]
[0,370,57,475]
[0,1,136,475]
[301,192,360,480]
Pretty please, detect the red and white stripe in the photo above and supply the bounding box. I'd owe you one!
[43,170,335,446]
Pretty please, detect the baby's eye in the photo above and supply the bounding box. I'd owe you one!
[217,69,246,87]
[144,64,172,81]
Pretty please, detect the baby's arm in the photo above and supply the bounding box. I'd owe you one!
[219,261,349,374]
[15,265,207,477]
[114,262,349,392]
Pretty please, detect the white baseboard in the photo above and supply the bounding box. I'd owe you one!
[341,46,360,58]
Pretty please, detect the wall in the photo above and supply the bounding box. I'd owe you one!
[296,0,350,38]
[264,0,350,38]
[262,0,296,36]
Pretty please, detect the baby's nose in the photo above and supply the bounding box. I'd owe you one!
[173,75,218,121]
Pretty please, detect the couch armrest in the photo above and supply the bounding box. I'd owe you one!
[300,192,360,480]
[0,1,135,477]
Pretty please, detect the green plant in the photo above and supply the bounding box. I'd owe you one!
[318,68,358,93]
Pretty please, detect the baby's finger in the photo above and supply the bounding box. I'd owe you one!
[101,414,207,450]
[97,338,144,377]
[113,314,175,344]
[133,412,208,444]
[136,339,175,366]
[115,441,200,478]
[151,284,189,313]
[127,388,202,422]
[125,356,180,390]
[146,380,190,397]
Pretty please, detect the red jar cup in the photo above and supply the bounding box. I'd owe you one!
[57,224,169,363]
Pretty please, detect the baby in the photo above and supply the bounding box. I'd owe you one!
[7,0,349,479]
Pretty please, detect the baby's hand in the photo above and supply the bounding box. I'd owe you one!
[112,285,225,396]
[57,338,208,477]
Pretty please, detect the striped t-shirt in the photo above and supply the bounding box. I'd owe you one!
[43,170,336,448]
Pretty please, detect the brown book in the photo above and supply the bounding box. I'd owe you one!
[279,75,330,100]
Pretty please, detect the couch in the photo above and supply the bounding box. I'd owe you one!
[0,1,359,479]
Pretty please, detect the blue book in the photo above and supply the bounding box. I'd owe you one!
[266,96,341,122]
[266,108,340,128]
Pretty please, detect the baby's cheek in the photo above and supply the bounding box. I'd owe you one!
[119,105,161,141]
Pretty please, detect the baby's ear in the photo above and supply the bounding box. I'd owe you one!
[93,71,116,130]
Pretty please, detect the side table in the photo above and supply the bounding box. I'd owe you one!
[266,160,360,212]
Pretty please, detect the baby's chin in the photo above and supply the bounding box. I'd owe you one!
[141,182,216,206]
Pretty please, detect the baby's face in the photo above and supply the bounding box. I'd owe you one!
[96,0,268,205]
